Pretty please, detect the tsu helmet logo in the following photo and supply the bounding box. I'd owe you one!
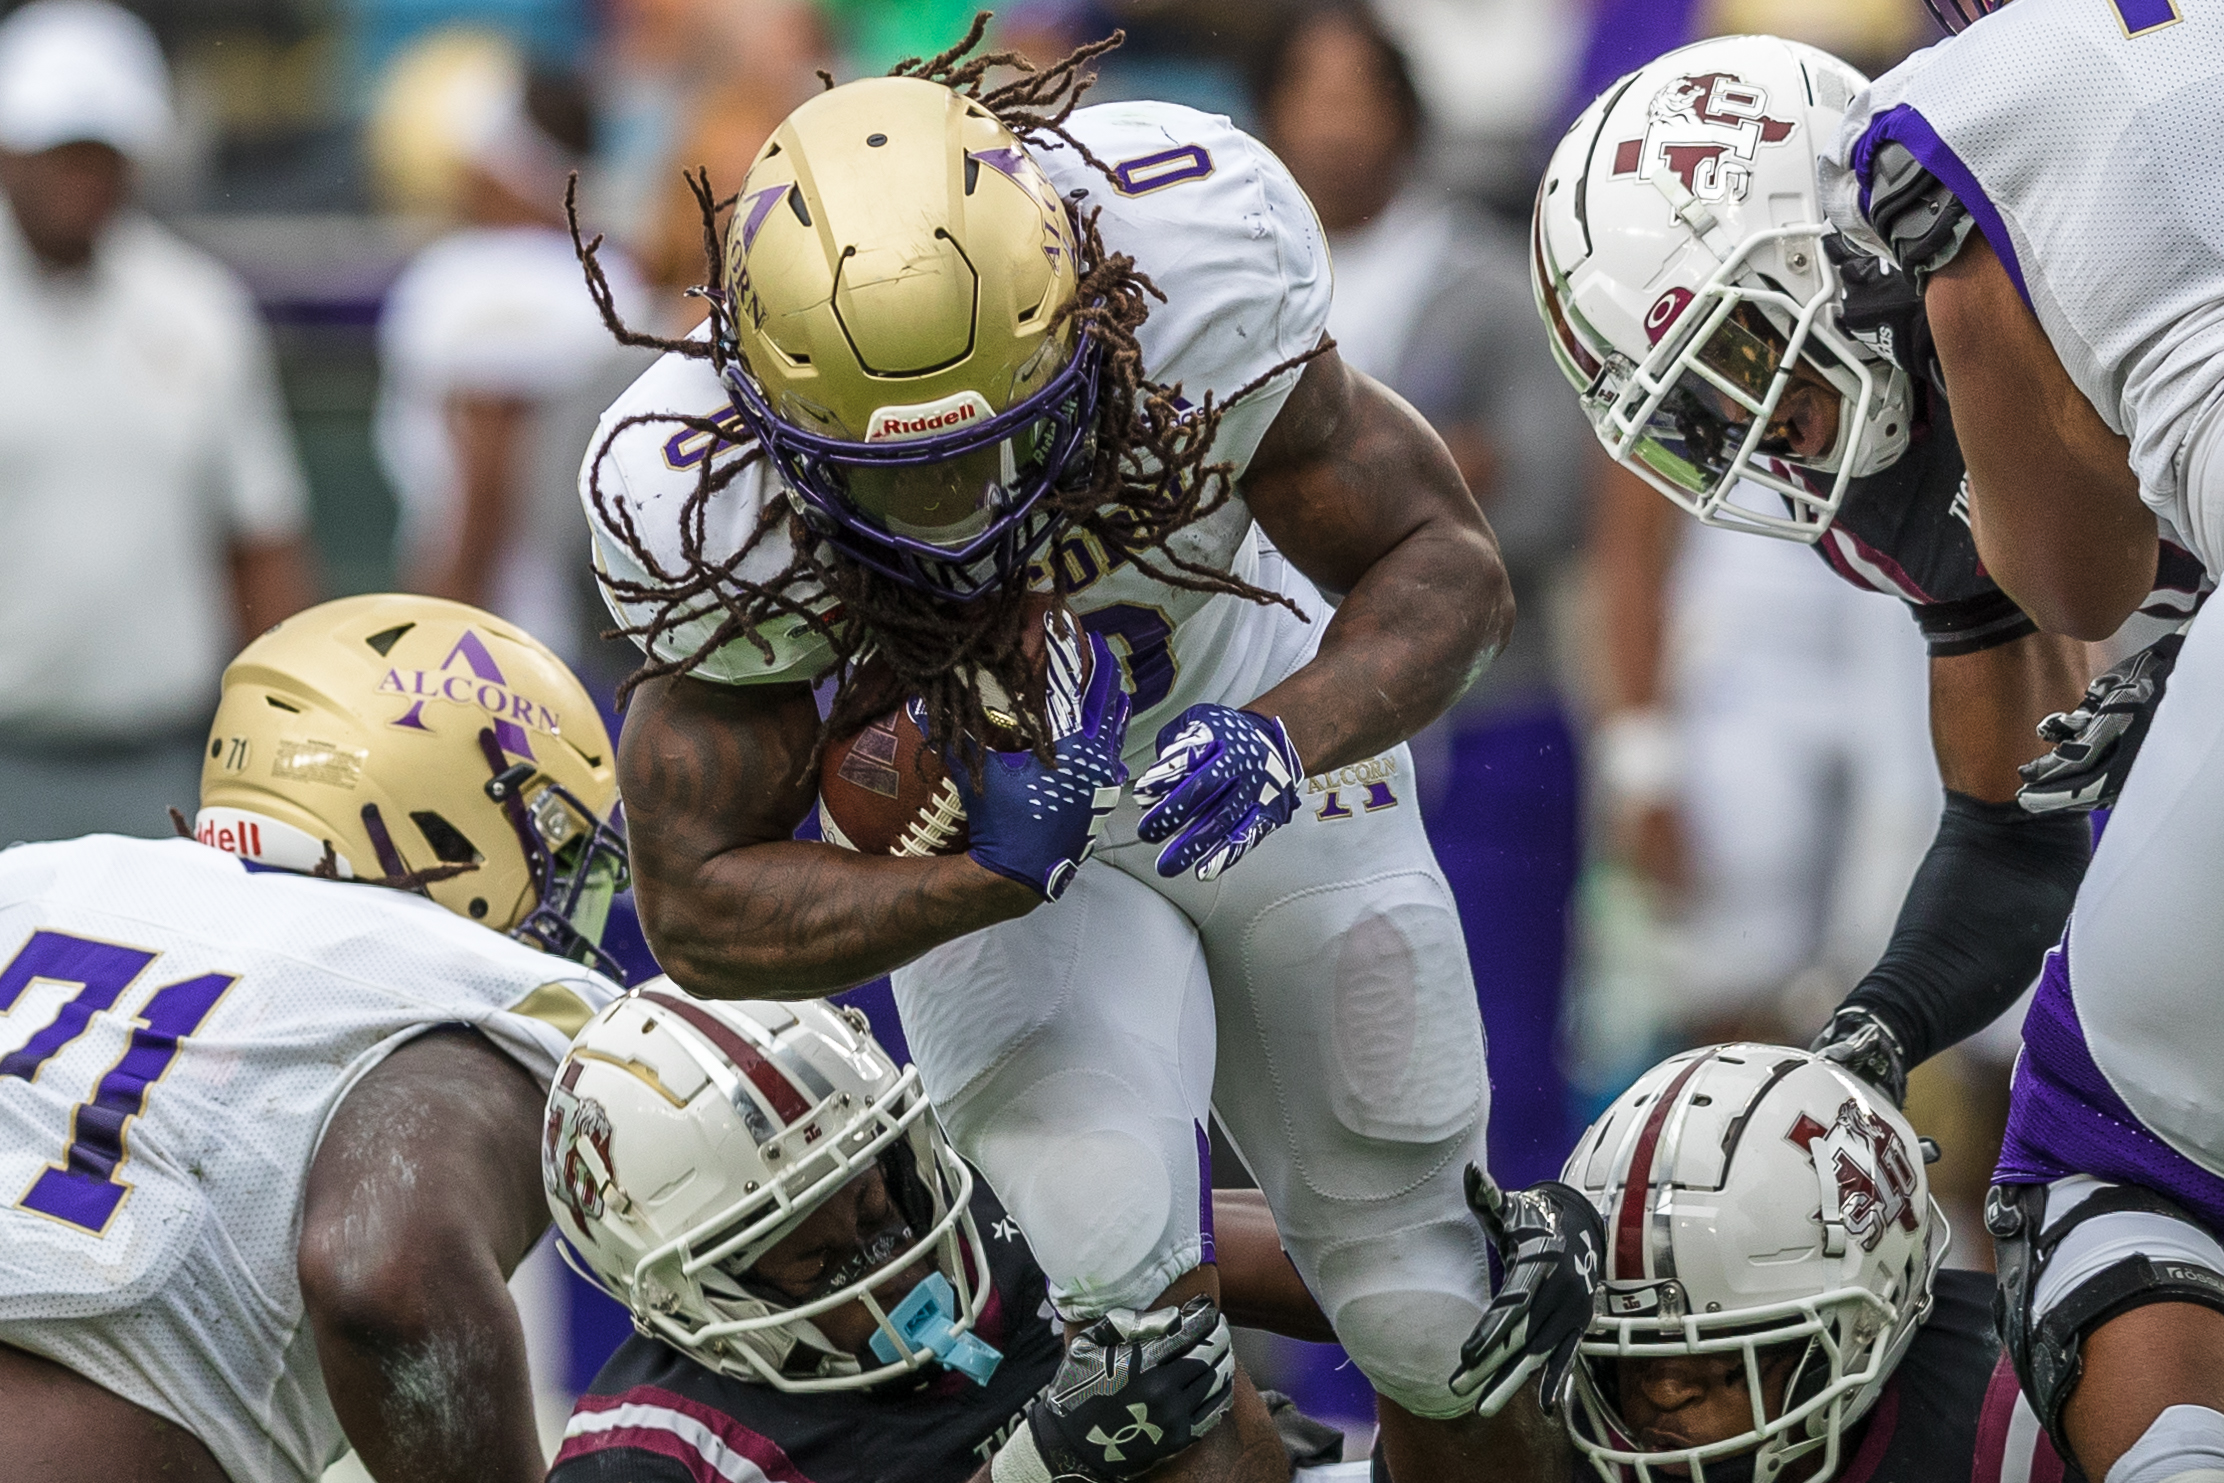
[1611,72,1798,205]
[546,1092,618,1227]
[1788,1098,1921,1251]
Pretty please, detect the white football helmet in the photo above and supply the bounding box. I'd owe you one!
[1559,1045,1947,1482]
[1534,36,1913,541]
[544,981,990,1391]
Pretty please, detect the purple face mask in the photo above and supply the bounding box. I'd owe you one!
[718,336,1103,603]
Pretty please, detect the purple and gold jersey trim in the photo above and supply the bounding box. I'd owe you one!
[1851,104,2031,311]
[1997,939,2224,1236]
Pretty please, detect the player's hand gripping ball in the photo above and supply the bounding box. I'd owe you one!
[818,601,1130,899]
[944,617,1131,903]
[1133,704,1305,881]
[1449,1166,1606,1418]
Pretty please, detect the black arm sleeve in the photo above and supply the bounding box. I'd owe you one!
[1839,791,2090,1068]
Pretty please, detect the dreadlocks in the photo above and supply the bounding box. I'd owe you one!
[573,15,1326,768]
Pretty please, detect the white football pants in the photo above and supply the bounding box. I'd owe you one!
[893,743,1494,1419]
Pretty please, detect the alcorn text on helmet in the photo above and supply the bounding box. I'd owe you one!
[1534,36,1912,541]
[718,75,1094,601]
[545,983,993,1391]
[197,594,628,975]
[1560,1045,1946,1483]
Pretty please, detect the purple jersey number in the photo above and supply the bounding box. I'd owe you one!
[0,930,234,1233]
[1080,603,1176,712]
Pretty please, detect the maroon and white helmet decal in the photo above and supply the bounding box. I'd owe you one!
[1789,1097,1922,1251]
[1604,71,1802,205]
[556,1095,617,1226]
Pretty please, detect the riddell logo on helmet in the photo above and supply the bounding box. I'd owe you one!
[1610,72,1798,205]
[865,391,995,443]
[1788,1098,1921,1251]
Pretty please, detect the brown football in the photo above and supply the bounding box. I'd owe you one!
[817,597,1086,858]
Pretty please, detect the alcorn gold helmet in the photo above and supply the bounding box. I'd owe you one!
[718,75,1097,600]
[196,594,628,974]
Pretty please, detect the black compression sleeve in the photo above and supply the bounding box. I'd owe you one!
[1839,791,2090,1069]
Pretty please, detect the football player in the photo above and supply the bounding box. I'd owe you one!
[1557,1044,2063,1483]
[1813,5,2224,1482]
[577,27,1560,1481]
[0,594,628,1483]
[542,986,1386,1482]
[1533,33,2210,1111]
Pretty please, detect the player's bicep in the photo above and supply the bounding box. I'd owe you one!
[1241,344,1489,598]
[1928,630,2089,801]
[300,1028,549,1310]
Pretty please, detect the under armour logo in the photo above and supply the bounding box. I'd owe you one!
[1087,1405,1164,1462]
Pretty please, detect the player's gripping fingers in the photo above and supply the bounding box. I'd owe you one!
[945,638,1131,903]
[1133,704,1304,880]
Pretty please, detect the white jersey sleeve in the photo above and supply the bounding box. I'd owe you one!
[579,100,1333,700]
[0,836,619,1483]
[1821,0,2224,520]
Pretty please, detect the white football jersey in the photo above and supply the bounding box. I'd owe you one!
[1823,0,2224,528]
[0,835,618,1483]
[583,101,1336,760]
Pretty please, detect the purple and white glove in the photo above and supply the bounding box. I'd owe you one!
[1133,703,1305,881]
[943,630,1131,903]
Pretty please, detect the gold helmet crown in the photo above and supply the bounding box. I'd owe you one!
[717,75,1099,600]
[197,595,628,973]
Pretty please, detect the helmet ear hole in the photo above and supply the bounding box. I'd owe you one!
[409,810,482,865]
[468,897,489,919]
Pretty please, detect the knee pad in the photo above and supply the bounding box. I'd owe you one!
[2106,1406,2224,1483]
[1990,1181,2224,1468]
[964,1067,1205,1320]
[1310,1212,1491,1420]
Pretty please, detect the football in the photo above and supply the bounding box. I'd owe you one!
[817,597,1086,858]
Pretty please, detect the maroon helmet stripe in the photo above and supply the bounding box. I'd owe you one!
[1613,1056,1709,1281]
[643,992,812,1123]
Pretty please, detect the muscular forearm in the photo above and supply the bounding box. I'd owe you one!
[640,841,1036,998]
[1250,519,1509,772]
[1839,791,2089,1067]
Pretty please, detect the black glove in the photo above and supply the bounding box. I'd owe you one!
[2018,627,2186,815]
[1448,1167,1605,1417]
[1023,1297,1234,1481]
[1811,1005,1911,1107]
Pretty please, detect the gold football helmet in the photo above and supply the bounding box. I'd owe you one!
[197,595,628,973]
[718,75,1097,600]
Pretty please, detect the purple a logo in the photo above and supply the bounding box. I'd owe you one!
[382,629,550,759]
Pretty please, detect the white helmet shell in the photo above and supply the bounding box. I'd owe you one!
[544,980,990,1391]
[1560,1044,1946,1482]
[1534,35,1913,542]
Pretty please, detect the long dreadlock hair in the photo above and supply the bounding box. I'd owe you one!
[573,15,1326,768]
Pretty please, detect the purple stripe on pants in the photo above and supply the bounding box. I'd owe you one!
[1996,937,2224,1234]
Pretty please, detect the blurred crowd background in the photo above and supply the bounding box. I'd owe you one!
[0,0,2027,1463]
